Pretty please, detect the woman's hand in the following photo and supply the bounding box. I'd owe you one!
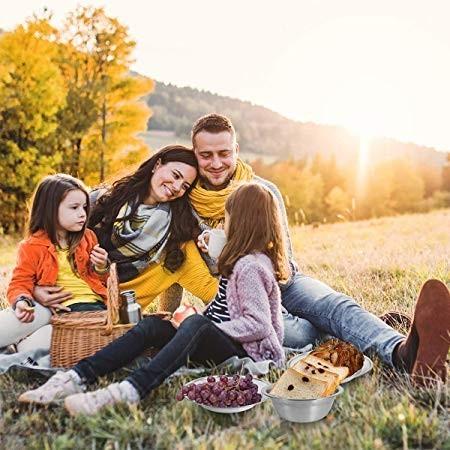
[33,285,72,309]
[15,300,35,323]
[90,245,109,271]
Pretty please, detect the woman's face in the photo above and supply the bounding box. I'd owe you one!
[146,161,197,205]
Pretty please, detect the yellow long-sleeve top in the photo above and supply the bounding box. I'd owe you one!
[119,240,219,310]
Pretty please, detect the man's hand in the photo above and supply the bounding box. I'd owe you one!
[90,244,109,271]
[15,300,35,323]
[33,285,72,309]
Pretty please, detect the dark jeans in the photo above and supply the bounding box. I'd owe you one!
[69,301,106,312]
[73,314,247,398]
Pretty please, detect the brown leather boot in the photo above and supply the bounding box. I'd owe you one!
[393,279,450,386]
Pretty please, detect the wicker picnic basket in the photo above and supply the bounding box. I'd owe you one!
[50,263,167,368]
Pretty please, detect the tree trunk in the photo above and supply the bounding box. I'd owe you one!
[69,138,82,176]
[100,98,107,182]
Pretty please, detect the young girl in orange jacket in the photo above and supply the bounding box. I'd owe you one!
[0,174,109,353]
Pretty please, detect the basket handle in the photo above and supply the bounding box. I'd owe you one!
[104,263,120,335]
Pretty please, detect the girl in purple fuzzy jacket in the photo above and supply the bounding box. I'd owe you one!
[19,183,290,416]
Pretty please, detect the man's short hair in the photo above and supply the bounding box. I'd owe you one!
[191,114,236,146]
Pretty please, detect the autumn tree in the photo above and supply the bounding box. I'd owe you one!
[80,73,153,185]
[0,18,66,232]
[0,8,153,231]
[442,153,450,192]
[55,6,152,181]
[361,159,425,217]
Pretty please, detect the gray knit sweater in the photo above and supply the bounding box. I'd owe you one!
[216,253,285,366]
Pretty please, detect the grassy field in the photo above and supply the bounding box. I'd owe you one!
[0,210,449,449]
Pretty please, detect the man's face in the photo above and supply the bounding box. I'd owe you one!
[193,130,239,190]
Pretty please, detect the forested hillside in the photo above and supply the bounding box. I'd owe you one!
[146,81,447,169]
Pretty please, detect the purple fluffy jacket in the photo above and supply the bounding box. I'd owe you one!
[215,253,285,366]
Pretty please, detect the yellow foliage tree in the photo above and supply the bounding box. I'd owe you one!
[0,19,66,232]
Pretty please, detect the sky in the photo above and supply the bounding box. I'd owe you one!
[3,0,450,151]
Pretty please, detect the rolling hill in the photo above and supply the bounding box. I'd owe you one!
[144,81,448,169]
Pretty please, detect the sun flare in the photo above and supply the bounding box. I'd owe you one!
[356,134,371,197]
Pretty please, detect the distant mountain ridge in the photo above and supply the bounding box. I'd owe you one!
[145,81,447,168]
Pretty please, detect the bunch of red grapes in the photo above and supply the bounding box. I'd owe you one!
[176,374,262,407]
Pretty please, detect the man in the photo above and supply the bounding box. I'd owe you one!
[188,113,450,385]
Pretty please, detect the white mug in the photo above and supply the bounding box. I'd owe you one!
[198,229,227,259]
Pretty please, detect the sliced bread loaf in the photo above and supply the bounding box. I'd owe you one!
[292,359,339,396]
[270,368,329,400]
[310,339,364,375]
[303,354,349,382]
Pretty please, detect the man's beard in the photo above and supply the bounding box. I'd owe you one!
[200,172,234,191]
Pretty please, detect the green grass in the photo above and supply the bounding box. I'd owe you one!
[0,210,449,449]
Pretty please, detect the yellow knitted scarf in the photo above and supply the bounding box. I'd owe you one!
[189,159,254,227]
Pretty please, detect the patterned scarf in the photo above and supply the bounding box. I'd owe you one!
[108,200,172,282]
[189,159,254,228]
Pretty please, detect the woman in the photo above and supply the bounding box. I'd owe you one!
[34,145,218,310]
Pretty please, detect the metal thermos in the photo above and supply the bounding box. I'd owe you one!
[119,290,142,324]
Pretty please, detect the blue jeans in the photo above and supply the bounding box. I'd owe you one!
[281,273,405,366]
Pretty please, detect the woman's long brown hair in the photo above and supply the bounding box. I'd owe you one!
[89,145,199,273]
[217,183,290,281]
[28,174,90,274]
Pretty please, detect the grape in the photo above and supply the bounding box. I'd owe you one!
[177,374,262,408]
[238,381,247,390]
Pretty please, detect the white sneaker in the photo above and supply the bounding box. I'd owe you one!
[65,383,137,416]
[18,371,85,405]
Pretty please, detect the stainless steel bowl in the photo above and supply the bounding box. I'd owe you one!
[262,385,343,423]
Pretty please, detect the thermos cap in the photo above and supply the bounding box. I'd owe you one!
[121,290,136,297]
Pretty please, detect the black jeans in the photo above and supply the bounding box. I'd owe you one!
[69,301,106,312]
[73,314,247,398]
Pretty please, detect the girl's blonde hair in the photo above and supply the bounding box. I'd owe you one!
[217,182,290,281]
